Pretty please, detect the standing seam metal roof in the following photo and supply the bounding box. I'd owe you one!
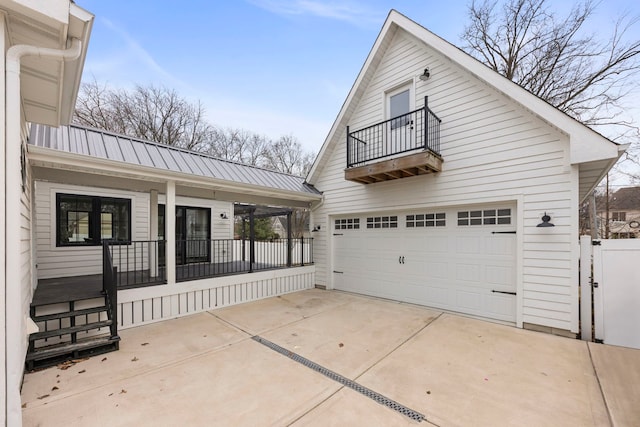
[28,124,321,196]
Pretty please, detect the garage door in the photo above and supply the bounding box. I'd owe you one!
[332,205,517,322]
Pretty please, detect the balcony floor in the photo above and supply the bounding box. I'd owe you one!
[345,150,442,184]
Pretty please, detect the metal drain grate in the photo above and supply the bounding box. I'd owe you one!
[252,336,426,423]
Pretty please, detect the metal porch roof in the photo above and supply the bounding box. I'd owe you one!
[28,124,321,196]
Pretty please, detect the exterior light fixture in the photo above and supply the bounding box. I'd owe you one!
[537,212,554,227]
[419,67,430,81]
[220,212,228,219]
[312,225,321,232]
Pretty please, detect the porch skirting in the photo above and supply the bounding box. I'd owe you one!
[117,266,315,329]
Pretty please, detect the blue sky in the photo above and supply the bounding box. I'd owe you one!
[75,0,640,155]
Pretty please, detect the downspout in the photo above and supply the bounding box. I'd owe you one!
[4,38,81,426]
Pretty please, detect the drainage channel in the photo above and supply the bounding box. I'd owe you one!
[251,335,427,423]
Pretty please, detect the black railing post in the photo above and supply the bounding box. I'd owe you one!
[287,212,292,268]
[300,237,305,267]
[346,125,351,168]
[102,241,119,344]
[249,210,255,273]
[424,96,429,150]
[241,219,246,262]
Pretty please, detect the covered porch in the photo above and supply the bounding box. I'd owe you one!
[26,124,321,367]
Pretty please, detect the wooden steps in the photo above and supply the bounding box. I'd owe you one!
[27,294,120,371]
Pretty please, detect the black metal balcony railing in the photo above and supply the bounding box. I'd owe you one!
[347,96,441,168]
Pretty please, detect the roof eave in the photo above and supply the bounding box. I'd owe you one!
[28,145,322,203]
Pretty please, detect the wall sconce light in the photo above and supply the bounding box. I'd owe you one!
[537,212,554,227]
[419,67,430,81]
[312,225,321,232]
[220,212,228,219]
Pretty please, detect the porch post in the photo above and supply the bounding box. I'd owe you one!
[149,190,158,278]
[166,181,176,285]
[249,209,255,273]
[287,212,292,267]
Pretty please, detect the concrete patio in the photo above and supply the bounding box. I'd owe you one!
[21,289,640,426]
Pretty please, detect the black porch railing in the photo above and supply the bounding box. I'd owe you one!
[347,96,441,168]
[108,240,166,288]
[104,238,313,287]
[177,238,314,282]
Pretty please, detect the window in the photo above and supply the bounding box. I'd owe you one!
[458,208,511,226]
[57,194,131,246]
[406,213,446,227]
[612,212,626,222]
[366,216,398,229]
[335,218,360,230]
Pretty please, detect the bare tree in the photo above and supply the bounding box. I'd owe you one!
[74,79,214,151]
[462,0,640,134]
[74,80,317,177]
[264,135,315,176]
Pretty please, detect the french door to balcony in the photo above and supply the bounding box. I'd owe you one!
[158,205,211,266]
[176,207,211,264]
[386,85,415,155]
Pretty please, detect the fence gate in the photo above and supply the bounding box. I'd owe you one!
[581,236,640,349]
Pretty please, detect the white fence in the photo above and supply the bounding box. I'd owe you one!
[580,236,640,349]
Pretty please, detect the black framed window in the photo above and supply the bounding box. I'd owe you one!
[57,193,131,246]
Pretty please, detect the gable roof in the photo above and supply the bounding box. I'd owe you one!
[306,10,627,201]
[28,123,321,199]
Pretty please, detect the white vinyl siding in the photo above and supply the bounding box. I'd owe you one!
[35,182,150,279]
[312,29,578,332]
[35,183,235,279]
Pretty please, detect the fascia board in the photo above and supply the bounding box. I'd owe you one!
[59,3,94,124]
[28,146,322,202]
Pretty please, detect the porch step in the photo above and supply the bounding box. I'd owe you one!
[32,306,107,322]
[26,336,120,367]
[30,320,113,341]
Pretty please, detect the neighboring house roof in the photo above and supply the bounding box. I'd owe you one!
[608,187,640,211]
[306,10,626,202]
[28,123,321,198]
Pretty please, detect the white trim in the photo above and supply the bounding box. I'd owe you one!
[117,266,315,329]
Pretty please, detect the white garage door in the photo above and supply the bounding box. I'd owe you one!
[332,205,517,322]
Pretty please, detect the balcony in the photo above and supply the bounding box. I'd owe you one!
[346,97,442,184]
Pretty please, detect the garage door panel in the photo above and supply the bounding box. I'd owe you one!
[333,204,517,323]
[486,265,515,286]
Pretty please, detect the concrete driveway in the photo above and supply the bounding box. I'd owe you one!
[21,289,640,426]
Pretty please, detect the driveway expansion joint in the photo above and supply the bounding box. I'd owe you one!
[252,335,428,423]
